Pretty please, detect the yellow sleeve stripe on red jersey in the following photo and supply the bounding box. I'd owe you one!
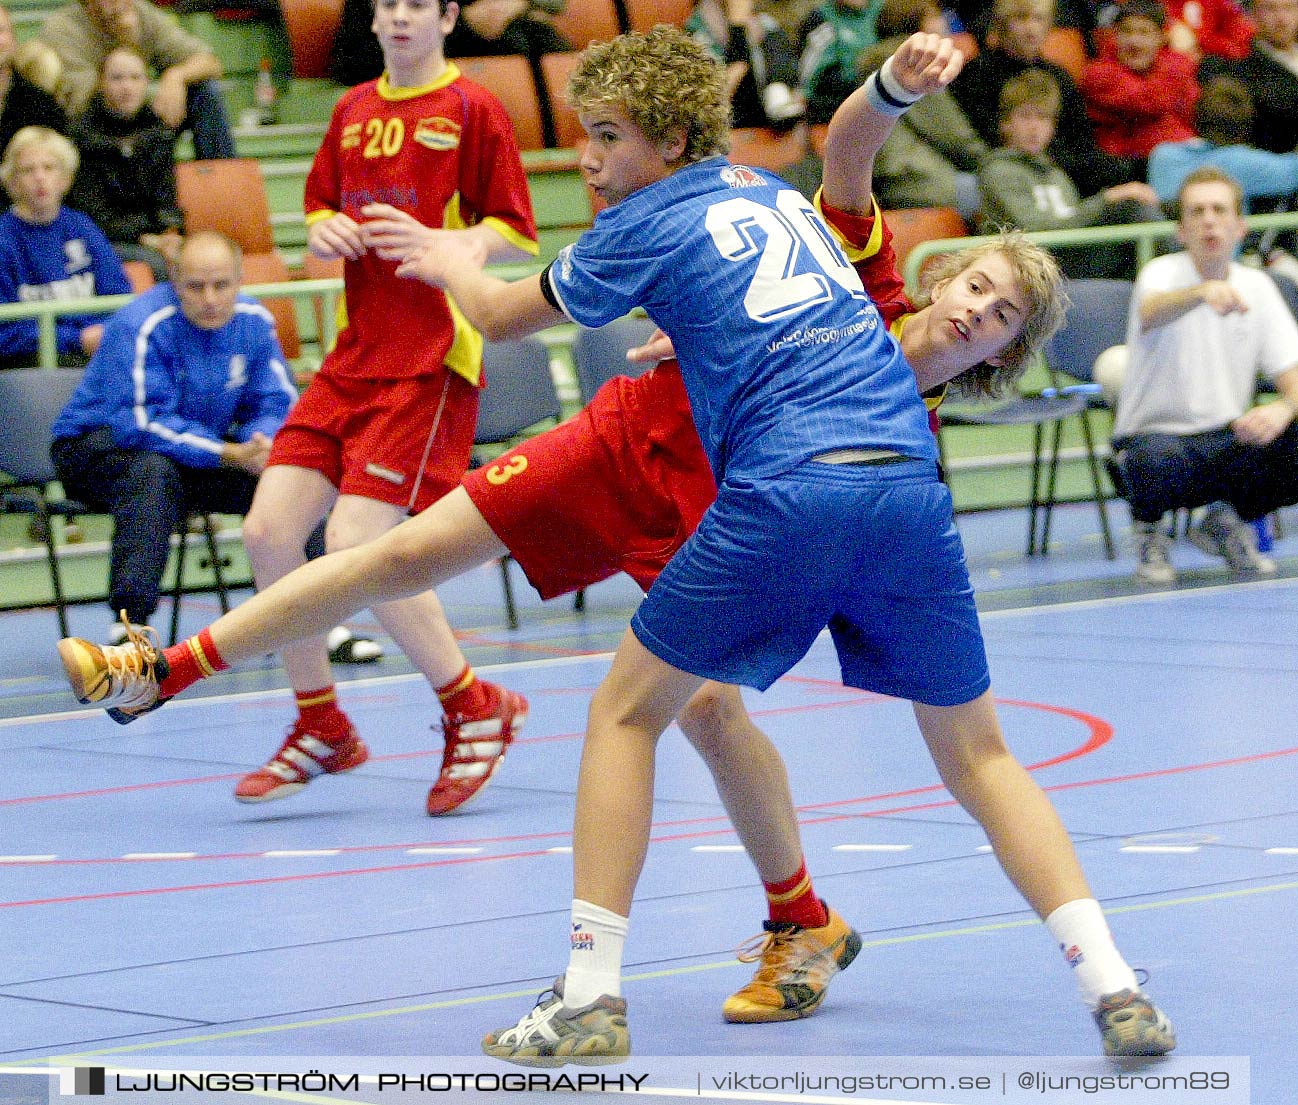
[481,216,539,255]
[890,314,948,411]
[813,189,883,264]
[305,208,335,227]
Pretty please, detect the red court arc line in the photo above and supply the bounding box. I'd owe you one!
[5,744,1296,908]
[0,698,1106,857]
[0,694,883,809]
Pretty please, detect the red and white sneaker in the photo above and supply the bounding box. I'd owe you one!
[234,720,370,803]
[426,683,527,815]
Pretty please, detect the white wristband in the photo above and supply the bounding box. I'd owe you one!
[865,55,925,116]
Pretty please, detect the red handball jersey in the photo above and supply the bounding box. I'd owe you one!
[305,66,538,385]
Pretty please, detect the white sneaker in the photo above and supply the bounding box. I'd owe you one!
[326,625,384,663]
[1188,504,1277,575]
[1133,522,1176,585]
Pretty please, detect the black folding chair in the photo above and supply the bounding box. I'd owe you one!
[474,337,563,629]
[939,278,1132,559]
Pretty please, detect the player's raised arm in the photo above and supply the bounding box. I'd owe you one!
[821,31,965,216]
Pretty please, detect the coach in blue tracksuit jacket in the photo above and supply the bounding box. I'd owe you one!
[51,231,297,637]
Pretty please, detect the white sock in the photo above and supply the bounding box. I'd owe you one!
[1045,898,1139,1007]
[563,898,628,1007]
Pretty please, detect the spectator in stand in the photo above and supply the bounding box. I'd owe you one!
[979,69,1161,277]
[1160,0,1252,61]
[329,0,384,85]
[441,1,573,146]
[444,0,570,64]
[799,0,883,123]
[859,0,987,219]
[0,5,67,204]
[38,0,234,161]
[1147,75,1298,211]
[1080,0,1197,173]
[0,125,129,367]
[1200,0,1298,156]
[949,0,1100,46]
[1110,166,1298,585]
[762,0,818,48]
[951,0,1130,194]
[68,45,182,281]
[687,0,805,128]
[50,232,296,642]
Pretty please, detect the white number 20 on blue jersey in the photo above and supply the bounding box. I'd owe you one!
[704,191,868,323]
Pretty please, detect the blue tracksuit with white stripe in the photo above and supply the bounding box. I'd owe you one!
[52,282,296,460]
[50,282,297,623]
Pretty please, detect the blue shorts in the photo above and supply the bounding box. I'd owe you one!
[631,458,990,706]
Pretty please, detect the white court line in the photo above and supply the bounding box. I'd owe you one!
[0,854,56,862]
[978,571,1298,620]
[1266,847,1298,855]
[547,846,573,854]
[832,844,912,852]
[1121,845,1201,854]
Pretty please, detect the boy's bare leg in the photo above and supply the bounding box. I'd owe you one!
[913,691,1091,917]
[679,681,863,1023]
[214,486,508,667]
[678,682,802,880]
[572,630,704,914]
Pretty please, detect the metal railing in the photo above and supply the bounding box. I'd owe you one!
[901,210,1298,291]
[0,266,552,368]
[7,211,1298,370]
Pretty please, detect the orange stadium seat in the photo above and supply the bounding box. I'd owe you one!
[454,55,546,151]
[883,206,970,278]
[539,51,584,148]
[553,0,620,48]
[623,0,691,32]
[1042,27,1088,84]
[281,0,343,78]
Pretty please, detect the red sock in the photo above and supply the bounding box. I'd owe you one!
[437,664,492,718]
[294,686,350,738]
[764,861,828,928]
[160,628,227,698]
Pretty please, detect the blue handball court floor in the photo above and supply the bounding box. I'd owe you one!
[0,503,1294,1104]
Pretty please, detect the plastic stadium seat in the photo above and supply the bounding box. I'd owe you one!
[540,51,584,148]
[122,260,156,292]
[623,0,691,32]
[473,337,563,628]
[454,55,547,151]
[240,251,302,361]
[175,160,301,358]
[280,0,343,78]
[1042,27,1088,84]
[727,126,807,174]
[175,159,276,255]
[938,278,1130,560]
[882,205,970,277]
[553,0,620,48]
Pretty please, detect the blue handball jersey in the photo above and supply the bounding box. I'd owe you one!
[546,157,937,481]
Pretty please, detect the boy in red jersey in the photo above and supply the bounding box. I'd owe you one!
[235,0,538,811]
[59,34,1098,1037]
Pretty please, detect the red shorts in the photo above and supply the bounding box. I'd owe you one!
[463,361,717,599]
[270,370,478,513]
